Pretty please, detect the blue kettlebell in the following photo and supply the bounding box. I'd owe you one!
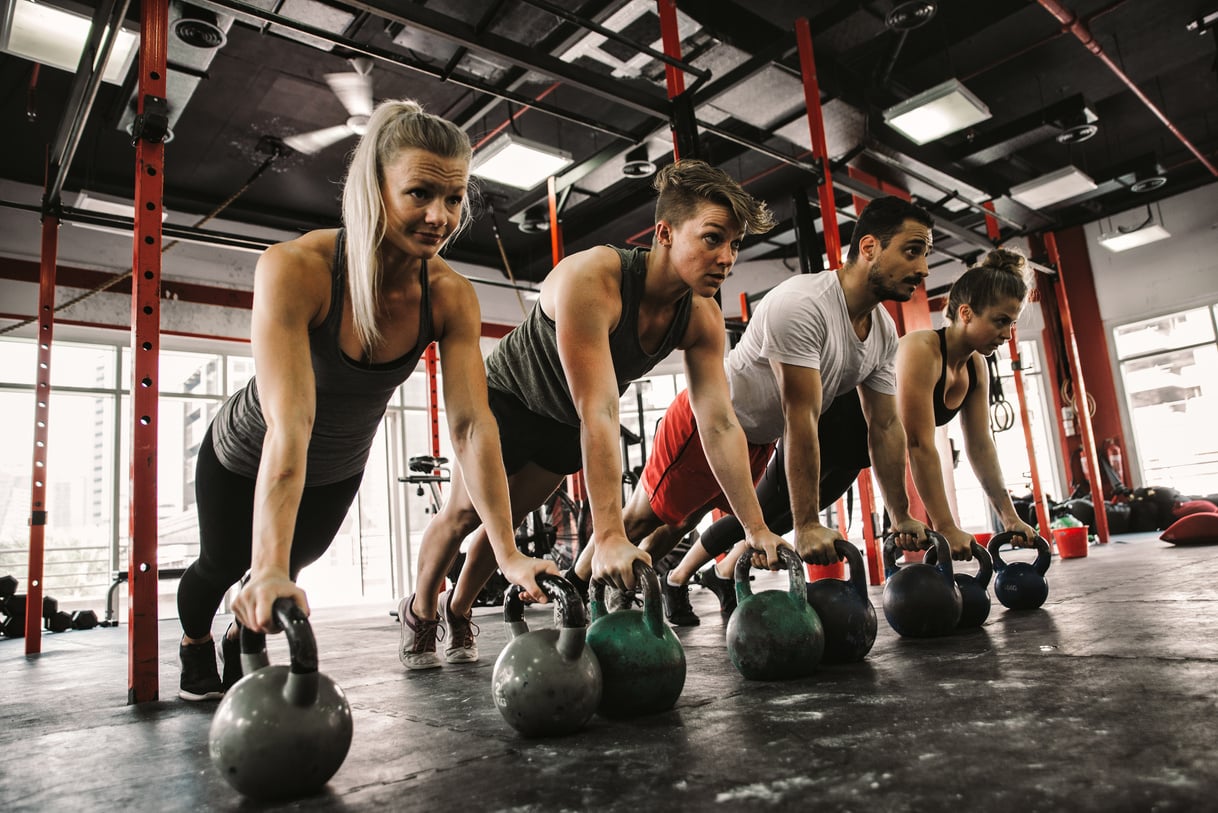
[988,531,1051,610]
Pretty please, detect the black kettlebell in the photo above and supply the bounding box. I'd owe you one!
[804,538,877,663]
[726,545,824,680]
[491,574,602,737]
[209,599,353,801]
[882,531,962,638]
[924,539,993,629]
[587,561,686,718]
[988,531,1051,610]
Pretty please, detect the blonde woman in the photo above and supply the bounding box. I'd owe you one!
[175,100,555,701]
[895,248,1039,559]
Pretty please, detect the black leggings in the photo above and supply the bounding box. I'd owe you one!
[177,425,363,639]
[700,389,871,558]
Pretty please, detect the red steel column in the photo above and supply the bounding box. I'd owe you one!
[424,344,441,458]
[23,212,59,651]
[795,17,841,268]
[1007,326,1054,539]
[128,0,169,703]
[1044,232,1110,545]
[656,0,686,158]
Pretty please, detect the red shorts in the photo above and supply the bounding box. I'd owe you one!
[639,389,775,527]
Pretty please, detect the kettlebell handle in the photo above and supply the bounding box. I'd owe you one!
[237,598,320,707]
[590,562,665,639]
[883,531,955,581]
[924,540,993,587]
[987,531,1052,574]
[733,543,804,601]
[829,538,869,599]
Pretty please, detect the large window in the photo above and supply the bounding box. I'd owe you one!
[0,336,439,617]
[1114,306,1218,495]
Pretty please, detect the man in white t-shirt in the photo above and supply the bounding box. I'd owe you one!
[569,196,936,624]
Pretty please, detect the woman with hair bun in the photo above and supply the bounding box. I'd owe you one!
[173,99,556,701]
[895,248,1039,560]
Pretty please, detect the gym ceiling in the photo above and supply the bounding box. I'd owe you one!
[1,0,1215,286]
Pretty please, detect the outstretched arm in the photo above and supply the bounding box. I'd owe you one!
[895,333,969,556]
[959,361,1037,545]
[434,270,558,602]
[773,361,843,565]
[683,300,786,568]
[551,247,649,590]
[860,385,929,551]
[235,240,327,632]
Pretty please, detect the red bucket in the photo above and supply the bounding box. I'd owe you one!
[806,560,845,581]
[1053,526,1089,559]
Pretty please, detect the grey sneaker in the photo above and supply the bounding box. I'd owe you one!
[440,590,479,664]
[178,639,223,701]
[398,593,443,670]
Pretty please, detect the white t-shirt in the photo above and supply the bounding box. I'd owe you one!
[727,271,898,444]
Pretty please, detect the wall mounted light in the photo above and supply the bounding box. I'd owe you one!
[0,0,139,84]
[473,133,573,190]
[1098,204,1171,252]
[881,78,991,145]
[1009,165,1097,209]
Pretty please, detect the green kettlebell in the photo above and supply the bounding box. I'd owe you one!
[882,531,962,638]
[587,561,686,718]
[491,574,602,737]
[209,599,353,801]
[726,544,825,680]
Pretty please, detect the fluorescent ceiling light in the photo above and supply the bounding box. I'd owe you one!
[473,134,573,190]
[1,0,139,85]
[1098,224,1170,252]
[882,78,991,145]
[1009,166,1097,209]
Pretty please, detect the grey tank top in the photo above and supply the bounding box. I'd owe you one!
[211,230,434,485]
[484,246,693,427]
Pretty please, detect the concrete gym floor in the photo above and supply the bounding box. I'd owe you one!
[2,530,1216,812]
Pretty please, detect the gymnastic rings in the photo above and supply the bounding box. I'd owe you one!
[990,400,1016,433]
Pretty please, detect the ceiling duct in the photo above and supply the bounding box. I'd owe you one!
[116,0,234,139]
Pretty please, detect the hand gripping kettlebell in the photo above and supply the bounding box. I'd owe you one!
[882,531,963,638]
[491,574,602,737]
[586,561,686,718]
[924,539,994,629]
[804,538,877,663]
[726,544,824,680]
[209,599,353,801]
[987,531,1051,610]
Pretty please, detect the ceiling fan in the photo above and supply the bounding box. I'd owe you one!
[283,57,376,154]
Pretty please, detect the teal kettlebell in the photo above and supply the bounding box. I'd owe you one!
[726,544,824,680]
[209,599,353,801]
[587,561,686,718]
[491,574,602,737]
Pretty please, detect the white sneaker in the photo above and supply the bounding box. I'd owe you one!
[440,590,479,664]
[398,594,443,670]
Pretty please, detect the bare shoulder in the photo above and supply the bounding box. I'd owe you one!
[898,328,939,354]
[425,256,480,339]
[255,229,337,305]
[680,294,725,348]
[544,245,623,313]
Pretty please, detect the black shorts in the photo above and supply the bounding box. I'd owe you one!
[488,388,583,476]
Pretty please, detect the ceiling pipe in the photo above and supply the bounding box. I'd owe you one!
[1035,0,1218,177]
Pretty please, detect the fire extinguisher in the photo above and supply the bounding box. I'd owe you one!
[1104,437,1125,485]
